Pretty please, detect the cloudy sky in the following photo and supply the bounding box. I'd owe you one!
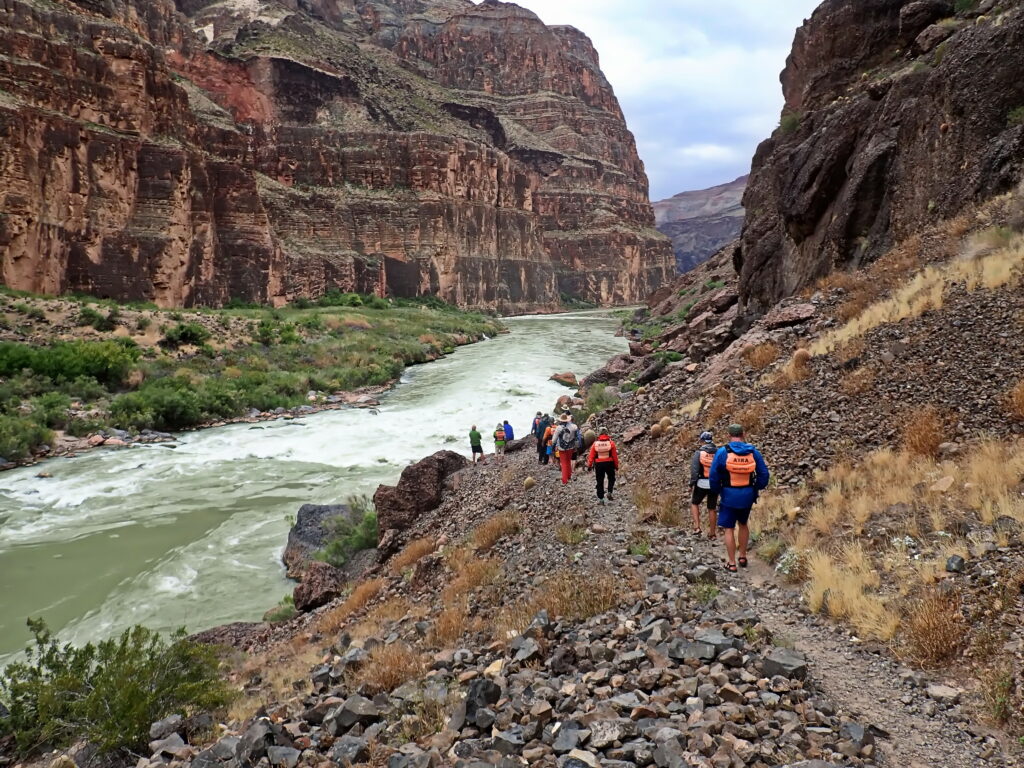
[502,0,822,200]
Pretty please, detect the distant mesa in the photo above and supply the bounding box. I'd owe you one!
[653,176,747,274]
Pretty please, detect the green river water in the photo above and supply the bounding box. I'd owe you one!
[0,311,627,663]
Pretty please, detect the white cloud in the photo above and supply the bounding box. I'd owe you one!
[477,0,821,198]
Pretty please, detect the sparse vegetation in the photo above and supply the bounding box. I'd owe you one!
[348,642,425,695]
[633,483,684,527]
[779,111,802,135]
[471,514,521,550]
[691,583,720,604]
[389,538,436,575]
[316,578,387,634]
[742,342,779,370]
[555,524,587,546]
[901,406,946,458]
[627,532,652,557]
[902,590,967,666]
[0,619,233,758]
[496,570,627,639]
[1006,380,1024,421]
[318,497,379,568]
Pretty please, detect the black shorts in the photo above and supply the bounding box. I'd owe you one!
[691,486,719,509]
[472,445,483,454]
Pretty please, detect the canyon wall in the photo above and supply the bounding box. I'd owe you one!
[739,0,1024,312]
[654,175,746,273]
[0,0,673,311]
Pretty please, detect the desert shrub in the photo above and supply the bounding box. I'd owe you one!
[779,111,801,135]
[298,314,324,333]
[471,513,521,550]
[981,664,1017,724]
[278,324,301,345]
[0,619,233,758]
[58,375,108,401]
[66,417,107,437]
[627,532,652,557]
[161,322,210,348]
[0,341,139,387]
[555,524,587,546]
[317,578,387,633]
[349,643,424,695]
[0,416,53,460]
[496,570,626,638]
[135,316,152,332]
[902,590,967,666]
[13,304,46,322]
[756,536,787,565]
[265,594,297,623]
[742,342,779,370]
[318,499,378,568]
[389,538,435,575]
[30,392,71,429]
[901,405,946,458]
[1006,380,1024,421]
[733,401,766,435]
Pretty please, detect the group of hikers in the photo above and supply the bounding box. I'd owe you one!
[468,412,769,573]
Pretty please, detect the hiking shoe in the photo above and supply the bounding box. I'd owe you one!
[597,497,606,505]
[607,492,614,502]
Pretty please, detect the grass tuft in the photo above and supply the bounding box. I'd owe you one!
[901,406,946,458]
[389,538,435,575]
[471,514,521,550]
[742,342,779,370]
[902,589,967,666]
[348,642,425,695]
[316,578,386,634]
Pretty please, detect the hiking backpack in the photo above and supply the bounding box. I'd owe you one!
[594,438,613,460]
[723,446,756,487]
[556,425,577,451]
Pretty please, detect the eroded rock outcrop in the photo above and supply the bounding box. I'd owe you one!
[654,175,747,273]
[373,449,467,544]
[739,0,1024,312]
[0,0,672,311]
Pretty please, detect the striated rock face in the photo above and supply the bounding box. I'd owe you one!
[0,0,672,311]
[739,0,1024,313]
[654,175,746,273]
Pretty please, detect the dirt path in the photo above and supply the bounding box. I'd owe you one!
[675,532,1005,767]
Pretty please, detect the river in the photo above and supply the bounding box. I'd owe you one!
[0,311,626,662]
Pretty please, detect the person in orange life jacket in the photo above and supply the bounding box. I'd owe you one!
[541,418,556,467]
[709,424,770,573]
[689,430,719,538]
[493,423,507,456]
[586,429,619,504]
[551,412,580,485]
[533,412,551,464]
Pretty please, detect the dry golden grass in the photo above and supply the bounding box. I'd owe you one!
[902,590,967,666]
[227,644,322,721]
[840,366,876,396]
[316,578,387,634]
[633,483,683,527]
[442,552,501,603]
[769,348,813,389]
[344,315,373,330]
[429,601,472,647]
[805,545,899,641]
[742,342,780,370]
[1006,380,1024,421]
[348,642,426,694]
[555,523,587,546]
[733,401,766,435]
[471,513,521,550]
[389,538,436,575]
[704,385,733,423]
[495,570,627,640]
[812,232,1024,354]
[901,406,946,458]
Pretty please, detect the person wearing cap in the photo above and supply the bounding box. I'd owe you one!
[586,427,619,504]
[689,430,719,538]
[550,411,581,485]
[532,411,551,464]
[469,425,483,463]
[493,422,507,457]
[541,415,556,467]
[709,424,770,572]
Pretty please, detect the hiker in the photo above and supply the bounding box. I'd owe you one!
[587,428,619,504]
[469,425,483,463]
[689,430,719,538]
[709,424,770,573]
[532,412,550,464]
[503,420,514,442]
[551,412,581,485]
[541,416,556,466]
[493,422,507,456]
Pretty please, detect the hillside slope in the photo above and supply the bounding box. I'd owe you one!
[654,176,746,273]
[0,0,673,312]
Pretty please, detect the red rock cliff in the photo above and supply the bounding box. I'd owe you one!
[0,0,672,311]
[738,0,1024,313]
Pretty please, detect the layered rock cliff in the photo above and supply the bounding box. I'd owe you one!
[0,0,672,312]
[739,0,1024,312]
[653,175,746,273]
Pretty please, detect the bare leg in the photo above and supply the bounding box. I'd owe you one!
[723,527,736,566]
[738,523,749,560]
[708,509,717,538]
[690,503,701,532]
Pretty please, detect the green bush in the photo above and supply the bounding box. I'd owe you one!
[318,290,365,308]
[0,619,233,758]
[160,322,211,348]
[136,316,152,332]
[66,417,107,437]
[277,324,301,345]
[265,594,296,623]
[779,112,802,135]
[12,303,45,321]
[58,375,108,401]
[1008,106,1024,127]
[0,341,139,387]
[30,392,71,429]
[318,497,378,567]
[77,307,119,332]
[0,416,53,460]
[224,297,262,310]
[654,350,684,365]
[253,320,277,346]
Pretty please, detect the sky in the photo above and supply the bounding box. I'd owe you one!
[495,0,822,200]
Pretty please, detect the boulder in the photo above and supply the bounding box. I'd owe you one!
[374,451,469,535]
[762,648,808,680]
[551,372,579,388]
[292,561,343,612]
[915,22,955,53]
[762,302,816,329]
[283,504,357,577]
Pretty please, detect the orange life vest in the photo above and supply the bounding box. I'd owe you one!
[494,429,506,442]
[724,447,756,487]
[698,448,715,478]
[594,438,613,461]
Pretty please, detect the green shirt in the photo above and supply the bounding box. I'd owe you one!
[469,429,482,447]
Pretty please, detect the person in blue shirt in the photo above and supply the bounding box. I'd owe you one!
[503,420,514,442]
[709,423,770,572]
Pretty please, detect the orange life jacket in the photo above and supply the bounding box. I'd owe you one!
[724,446,756,488]
[699,448,715,478]
[494,429,506,442]
[594,438,613,461]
